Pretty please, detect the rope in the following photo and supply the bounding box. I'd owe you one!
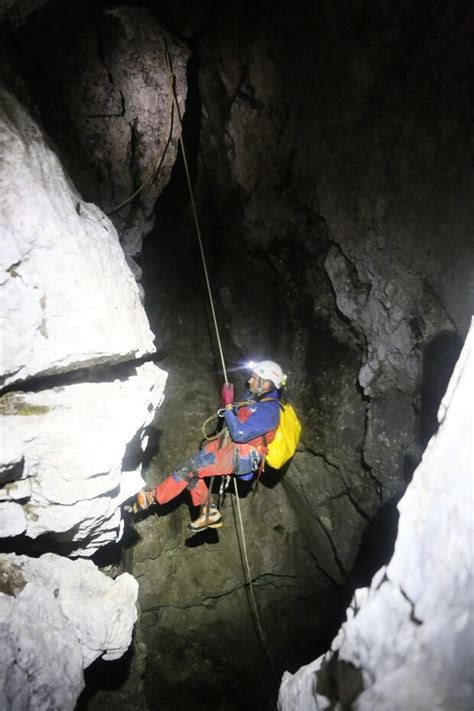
[162,40,228,384]
[201,400,256,441]
[163,39,277,680]
[232,476,278,681]
[106,78,176,216]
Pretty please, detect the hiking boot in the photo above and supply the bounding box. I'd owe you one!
[187,503,223,533]
[132,488,156,514]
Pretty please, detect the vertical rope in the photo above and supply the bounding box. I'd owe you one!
[163,43,228,384]
[164,38,277,682]
[232,477,278,681]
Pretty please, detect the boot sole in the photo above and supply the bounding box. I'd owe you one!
[187,519,224,533]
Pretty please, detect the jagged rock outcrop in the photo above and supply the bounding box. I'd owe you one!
[0,85,167,554]
[9,4,189,256]
[0,85,156,386]
[278,321,474,711]
[0,362,166,554]
[0,552,138,710]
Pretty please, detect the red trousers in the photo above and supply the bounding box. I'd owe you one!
[154,438,236,507]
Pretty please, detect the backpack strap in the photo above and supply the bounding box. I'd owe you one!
[259,396,285,411]
[259,397,285,445]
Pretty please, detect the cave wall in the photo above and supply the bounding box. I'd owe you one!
[124,6,474,705]
[8,0,189,256]
[0,84,167,553]
[0,552,139,709]
[89,2,472,707]
[195,0,473,503]
[279,319,474,710]
[1,1,473,709]
[0,76,167,707]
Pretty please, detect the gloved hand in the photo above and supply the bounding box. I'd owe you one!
[221,382,235,408]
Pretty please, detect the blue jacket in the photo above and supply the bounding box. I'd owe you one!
[223,389,281,478]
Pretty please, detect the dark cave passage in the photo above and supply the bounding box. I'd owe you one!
[1,0,473,709]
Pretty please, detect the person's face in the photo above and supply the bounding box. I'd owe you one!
[248,373,273,394]
[248,372,260,394]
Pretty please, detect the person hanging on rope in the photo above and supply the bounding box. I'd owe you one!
[133,360,285,533]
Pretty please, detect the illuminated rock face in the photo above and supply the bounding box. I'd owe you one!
[0,362,166,555]
[278,321,474,711]
[0,553,138,710]
[0,86,156,387]
[0,87,168,554]
[7,4,189,258]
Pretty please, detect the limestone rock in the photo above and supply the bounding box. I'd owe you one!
[0,552,138,710]
[0,501,27,537]
[279,320,474,710]
[0,421,24,484]
[0,85,156,387]
[12,5,189,255]
[0,361,167,555]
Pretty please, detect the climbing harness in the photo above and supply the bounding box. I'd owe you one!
[161,43,277,679]
[201,399,255,442]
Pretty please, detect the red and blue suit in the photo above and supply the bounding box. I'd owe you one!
[154,389,281,507]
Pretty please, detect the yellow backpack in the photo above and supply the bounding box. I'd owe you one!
[263,399,302,468]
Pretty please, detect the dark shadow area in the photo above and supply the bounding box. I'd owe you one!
[141,426,163,469]
[76,642,135,710]
[259,460,292,489]
[0,516,128,558]
[5,0,111,206]
[121,425,163,472]
[0,531,80,558]
[184,526,220,547]
[419,330,463,451]
[0,459,24,485]
[0,354,167,397]
[91,521,140,571]
[402,450,420,484]
[344,493,402,594]
[336,492,404,620]
[144,663,278,711]
[316,652,364,708]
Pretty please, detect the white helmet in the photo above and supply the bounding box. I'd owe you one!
[249,360,286,389]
